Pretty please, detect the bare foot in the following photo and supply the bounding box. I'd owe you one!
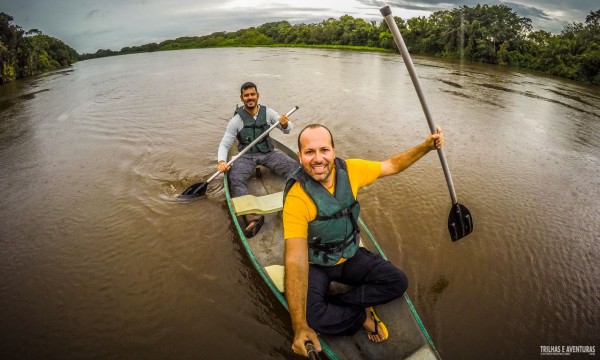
[362,307,388,342]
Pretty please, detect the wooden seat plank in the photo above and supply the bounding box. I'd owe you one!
[232,191,284,215]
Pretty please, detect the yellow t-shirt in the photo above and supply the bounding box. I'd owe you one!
[283,159,381,240]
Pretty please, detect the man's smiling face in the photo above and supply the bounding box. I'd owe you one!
[240,87,259,110]
[298,126,336,187]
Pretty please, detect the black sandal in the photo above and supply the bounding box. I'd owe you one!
[244,215,264,238]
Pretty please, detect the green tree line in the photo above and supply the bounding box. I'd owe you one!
[1,12,79,84]
[82,5,600,85]
[2,5,599,85]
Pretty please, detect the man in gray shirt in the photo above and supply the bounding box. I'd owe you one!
[217,82,298,237]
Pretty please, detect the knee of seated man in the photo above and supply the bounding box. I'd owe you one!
[306,307,324,329]
[390,269,409,297]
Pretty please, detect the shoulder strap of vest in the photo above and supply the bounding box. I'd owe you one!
[314,158,360,235]
[237,105,267,127]
[283,166,308,203]
[283,158,359,221]
[284,158,349,202]
[311,158,355,220]
[336,157,347,171]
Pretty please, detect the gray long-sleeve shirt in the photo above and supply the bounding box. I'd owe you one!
[217,105,293,162]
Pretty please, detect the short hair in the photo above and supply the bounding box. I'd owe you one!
[297,124,335,151]
[240,82,257,95]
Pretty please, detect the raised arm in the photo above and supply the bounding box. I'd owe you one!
[266,107,293,133]
[379,126,444,177]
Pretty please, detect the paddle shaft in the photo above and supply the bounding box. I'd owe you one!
[204,106,299,185]
[380,6,458,205]
[305,341,322,360]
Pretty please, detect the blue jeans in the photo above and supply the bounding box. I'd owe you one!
[306,247,408,335]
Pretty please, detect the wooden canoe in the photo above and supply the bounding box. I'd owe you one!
[224,138,441,360]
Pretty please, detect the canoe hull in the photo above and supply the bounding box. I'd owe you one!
[224,138,441,360]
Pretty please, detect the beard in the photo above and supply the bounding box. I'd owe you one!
[306,160,334,184]
[243,98,257,110]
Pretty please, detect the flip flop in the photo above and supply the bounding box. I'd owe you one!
[366,307,389,343]
[244,215,264,238]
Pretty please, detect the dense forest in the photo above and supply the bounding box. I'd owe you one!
[0,13,78,85]
[82,5,600,85]
[2,5,600,85]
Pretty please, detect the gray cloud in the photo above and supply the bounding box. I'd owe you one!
[85,9,102,20]
[3,0,597,53]
[504,2,553,20]
[358,0,594,33]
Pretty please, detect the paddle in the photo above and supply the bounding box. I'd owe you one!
[305,341,322,360]
[178,106,299,199]
[380,6,473,241]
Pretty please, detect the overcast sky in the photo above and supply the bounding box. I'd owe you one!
[2,0,597,54]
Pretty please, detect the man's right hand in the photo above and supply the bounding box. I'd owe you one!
[292,326,321,358]
[217,160,230,173]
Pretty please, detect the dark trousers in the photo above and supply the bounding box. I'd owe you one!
[306,247,408,336]
[228,150,298,198]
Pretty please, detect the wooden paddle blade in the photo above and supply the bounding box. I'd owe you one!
[448,203,473,241]
[179,181,208,198]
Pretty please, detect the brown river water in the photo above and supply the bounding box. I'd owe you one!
[1,47,599,359]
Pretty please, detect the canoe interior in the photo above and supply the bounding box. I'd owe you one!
[225,138,441,360]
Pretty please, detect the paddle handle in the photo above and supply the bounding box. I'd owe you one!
[205,106,299,184]
[380,6,458,205]
[305,341,322,360]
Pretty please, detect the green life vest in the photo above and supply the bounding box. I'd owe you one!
[284,158,361,266]
[236,105,273,154]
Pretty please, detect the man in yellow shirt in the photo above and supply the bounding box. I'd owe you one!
[283,124,444,357]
